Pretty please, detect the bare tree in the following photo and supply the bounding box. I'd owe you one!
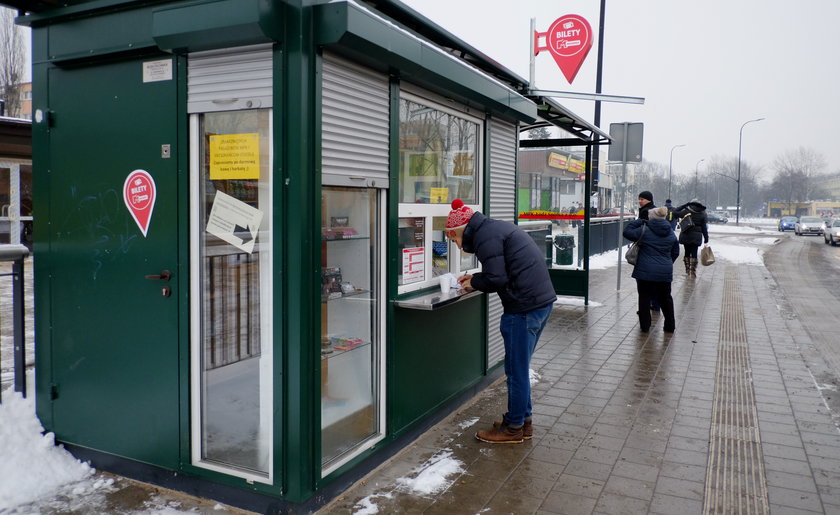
[0,7,26,118]
[771,147,828,202]
[525,126,551,141]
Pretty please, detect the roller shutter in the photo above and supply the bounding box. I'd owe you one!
[187,44,273,113]
[486,118,518,368]
[321,53,390,188]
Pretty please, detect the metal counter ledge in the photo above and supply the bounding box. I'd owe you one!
[394,287,483,310]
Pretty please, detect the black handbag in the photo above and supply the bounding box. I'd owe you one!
[625,223,646,265]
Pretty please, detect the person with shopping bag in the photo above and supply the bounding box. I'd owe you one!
[622,206,680,333]
[672,199,709,277]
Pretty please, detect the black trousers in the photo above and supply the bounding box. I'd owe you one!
[636,279,675,331]
[683,243,700,259]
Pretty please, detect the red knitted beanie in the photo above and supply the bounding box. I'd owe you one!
[445,199,474,230]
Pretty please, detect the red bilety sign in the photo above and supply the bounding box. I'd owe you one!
[123,169,157,237]
[534,14,593,84]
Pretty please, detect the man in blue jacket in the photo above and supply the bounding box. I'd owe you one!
[446,199,557,444]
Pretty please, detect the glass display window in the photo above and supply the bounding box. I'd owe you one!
[397,92,482,294]
[320,186,385,474]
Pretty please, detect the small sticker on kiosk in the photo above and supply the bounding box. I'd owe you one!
[123,169,156,237]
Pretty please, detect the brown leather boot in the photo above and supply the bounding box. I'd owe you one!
[493,417,533,439]
[689,258,698,276]
[476,422,525,444]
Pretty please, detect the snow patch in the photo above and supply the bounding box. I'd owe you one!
[396,449,464,496]
[0,392,97,511]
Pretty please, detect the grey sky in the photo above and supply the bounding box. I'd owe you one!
[401,0,840,179]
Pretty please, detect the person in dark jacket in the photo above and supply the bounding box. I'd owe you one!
[637,190,661,311]
[672,199,709,276]
[638,190,655,220]
[446,199,556,444]
[623,206,680,333]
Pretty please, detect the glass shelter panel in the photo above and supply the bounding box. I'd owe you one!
[321,186,382,472]
[191,110,273,481]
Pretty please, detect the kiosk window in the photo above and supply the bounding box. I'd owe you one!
[396,93,482,294]
[398,97,479,205]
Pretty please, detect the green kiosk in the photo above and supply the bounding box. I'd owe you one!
[15,0,607,510]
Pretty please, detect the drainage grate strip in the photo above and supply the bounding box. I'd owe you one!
[703,267,769,514]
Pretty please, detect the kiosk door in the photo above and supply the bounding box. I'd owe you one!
[46,58,181,467]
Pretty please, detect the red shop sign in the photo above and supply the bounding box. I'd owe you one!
[534,14,593,84]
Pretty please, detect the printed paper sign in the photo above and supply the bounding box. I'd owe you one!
[402,247,425,284]
[206,190,263,254]
[142,59,173,83]
[123,169,156,237]
[430,187,449,204]
[534,14,593,84]
[209,133,261,180]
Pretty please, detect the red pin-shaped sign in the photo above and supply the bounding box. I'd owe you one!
[534,14,593,84]
[123,169,156,237]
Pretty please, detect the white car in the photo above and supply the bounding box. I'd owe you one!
[795,216,824,236]
[824,218,840,246]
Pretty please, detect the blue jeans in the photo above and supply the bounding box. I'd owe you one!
[500,303,553,426]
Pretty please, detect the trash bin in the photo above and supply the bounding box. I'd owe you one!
[553,234,575,265]
[544,235,553,267]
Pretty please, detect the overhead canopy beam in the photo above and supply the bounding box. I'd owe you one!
[521,96,611,144]
[520,138,602,148]
[529,89,645,105]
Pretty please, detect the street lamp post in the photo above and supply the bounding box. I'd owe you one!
[736,117,765,224]
[694,158,705,199]
[668,144,686,201]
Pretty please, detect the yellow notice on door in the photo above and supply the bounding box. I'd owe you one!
[209,133,260,180]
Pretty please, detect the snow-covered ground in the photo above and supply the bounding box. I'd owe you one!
[0,218,781,514]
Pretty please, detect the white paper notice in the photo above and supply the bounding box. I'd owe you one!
[206,190,263,254]
[142,59,173,83]
[402,247,425,284]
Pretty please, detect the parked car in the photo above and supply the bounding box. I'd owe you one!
[824,218,840,245]
[709,210,729,223]
[795,216,824,236]
[778,216,797,231]
[706,213,728,224]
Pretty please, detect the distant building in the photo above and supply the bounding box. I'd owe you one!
[766,201,840,218]
[813,173,840,201]
[0,82,31,120]
[18,82,31,120]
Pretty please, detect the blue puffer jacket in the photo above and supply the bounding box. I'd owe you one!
[623,218,680,282]
[462,212,557,314]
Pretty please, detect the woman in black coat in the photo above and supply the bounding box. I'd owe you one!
[623,206,680,333]
[672,199,709,276]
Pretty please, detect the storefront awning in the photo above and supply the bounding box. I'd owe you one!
[521,96,611,146]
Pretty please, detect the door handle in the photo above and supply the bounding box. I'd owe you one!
[145,270,172,282]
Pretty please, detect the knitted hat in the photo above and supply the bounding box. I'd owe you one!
[638,191,653,202]
[445,199,474,230]
[649,206,669,220]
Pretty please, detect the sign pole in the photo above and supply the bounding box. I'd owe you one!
[529,18,536,89]
[616,122,628,291]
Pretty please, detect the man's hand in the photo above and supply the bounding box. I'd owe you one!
[457,273,473,290]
